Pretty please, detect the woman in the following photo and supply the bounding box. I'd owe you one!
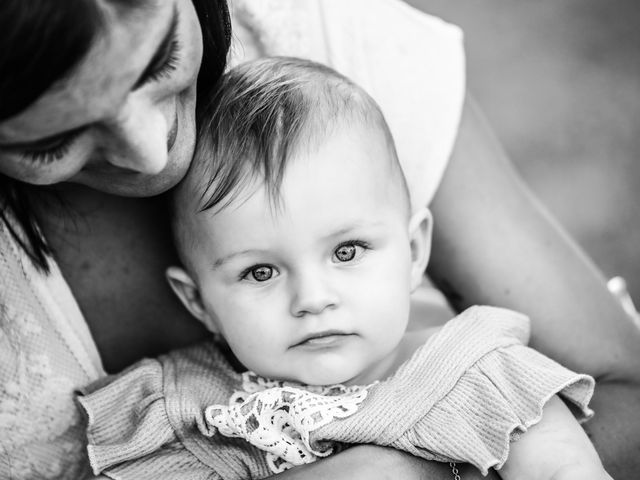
[0,0,638,479]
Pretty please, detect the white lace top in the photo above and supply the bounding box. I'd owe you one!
[0,2,464,478]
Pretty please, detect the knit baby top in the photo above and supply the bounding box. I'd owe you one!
[79,306,594,480]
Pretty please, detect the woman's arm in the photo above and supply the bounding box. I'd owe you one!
[428,93,640,476]
[267,445,499,480]
[501,396,610,480]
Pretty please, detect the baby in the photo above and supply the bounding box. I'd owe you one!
[80,57,610,480]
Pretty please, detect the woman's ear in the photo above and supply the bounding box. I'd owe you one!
[166,266,219,333]
[408,208,433,292]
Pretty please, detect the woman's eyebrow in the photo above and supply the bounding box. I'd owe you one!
[132,5,179,91]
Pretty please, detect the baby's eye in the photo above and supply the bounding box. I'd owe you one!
[242,265,278,282]
[332,241,369,263]
[335,245,356,262]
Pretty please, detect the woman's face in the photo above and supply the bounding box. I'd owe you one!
[0,0,203,196]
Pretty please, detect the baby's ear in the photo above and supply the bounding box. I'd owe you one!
[408,207,433,292]
[166,266,218,333]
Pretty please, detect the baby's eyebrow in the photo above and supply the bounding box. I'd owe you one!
[211,249,267,269]
[323,222,384,240]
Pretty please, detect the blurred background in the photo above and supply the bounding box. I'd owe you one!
[408,0,640,304]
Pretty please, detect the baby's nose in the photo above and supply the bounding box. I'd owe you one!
[289,271,339,317]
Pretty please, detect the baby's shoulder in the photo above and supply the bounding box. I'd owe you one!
[392,326,442,373]
[394,306,532,375]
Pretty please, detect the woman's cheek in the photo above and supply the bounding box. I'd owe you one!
[175,0,203,87]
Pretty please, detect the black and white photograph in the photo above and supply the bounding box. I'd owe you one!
[1,1,638,479]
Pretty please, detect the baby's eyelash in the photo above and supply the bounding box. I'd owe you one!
[335,239,371,251]
[239,264,279,283]
[332,239,371,263]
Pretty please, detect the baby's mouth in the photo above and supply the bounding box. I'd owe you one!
[292,331,355,348]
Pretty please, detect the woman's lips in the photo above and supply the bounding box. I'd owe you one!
[167,106,179,152]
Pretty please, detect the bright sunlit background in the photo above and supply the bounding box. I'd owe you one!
[409,0,640,305]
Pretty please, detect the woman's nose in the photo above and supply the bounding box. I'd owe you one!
[99,95,170,174]
[289,271,339,318]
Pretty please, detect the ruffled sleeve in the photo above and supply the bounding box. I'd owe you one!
[78,359,215,479]
[314,306,595,474]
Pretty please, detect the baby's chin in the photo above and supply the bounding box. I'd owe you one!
[248,369,347,387]
[270,360,381,387]
[287,371,362,387]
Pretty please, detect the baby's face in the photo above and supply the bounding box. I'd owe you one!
[186,127,427,385]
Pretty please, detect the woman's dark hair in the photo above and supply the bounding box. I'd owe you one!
[0,0,232,272]
[193,0,233,115]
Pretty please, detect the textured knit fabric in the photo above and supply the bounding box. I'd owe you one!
[78,306,595,480]
[0,5,464,478]
[0,215,103,480]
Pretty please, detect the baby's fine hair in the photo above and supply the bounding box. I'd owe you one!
[180,56,404,214]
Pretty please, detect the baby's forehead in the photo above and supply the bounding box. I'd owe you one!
[205,129,408,223]
[248,122,398,188]
[171,133,410,272]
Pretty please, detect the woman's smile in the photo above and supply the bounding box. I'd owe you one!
[167,101,180,152]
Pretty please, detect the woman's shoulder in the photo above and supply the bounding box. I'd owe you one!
[231,0,462,60]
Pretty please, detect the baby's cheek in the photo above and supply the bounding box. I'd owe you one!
[368,281,411,333]
[220,310,280,361]
[365,265,411,309]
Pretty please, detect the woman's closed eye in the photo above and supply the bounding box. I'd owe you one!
[241,264,280,283]
[20,128,85,165]
[137,10,183,87]
[143,37,181,85]
[18,18,183,166]
[332,240,370,263]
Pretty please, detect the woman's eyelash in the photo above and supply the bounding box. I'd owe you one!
[19,39,182,165]
[22,131,82,165]
[146,38,181,84]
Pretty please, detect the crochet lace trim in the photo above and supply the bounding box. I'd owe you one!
[204,371,371,473]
